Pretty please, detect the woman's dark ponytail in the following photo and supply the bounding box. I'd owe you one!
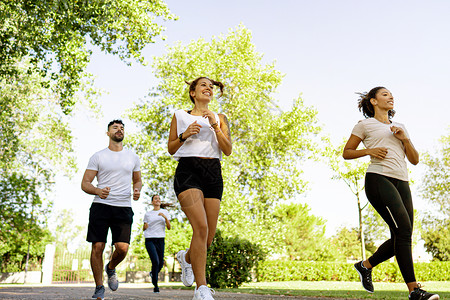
[357,86,395,119]
[185,77,224,104]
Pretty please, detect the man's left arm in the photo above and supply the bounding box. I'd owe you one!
[132,171,142,201]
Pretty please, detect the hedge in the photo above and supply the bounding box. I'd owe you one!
[256,260,450,282]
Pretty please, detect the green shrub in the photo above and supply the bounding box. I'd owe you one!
[206,230,266,288]
[256,260,450,282]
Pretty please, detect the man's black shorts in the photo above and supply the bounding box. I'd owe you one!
[86,202,134,244]
[174,157,223,200]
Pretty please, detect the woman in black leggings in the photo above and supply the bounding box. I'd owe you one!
[343,87,439,300]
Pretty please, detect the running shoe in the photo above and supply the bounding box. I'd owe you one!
[409,284,440,300]
[105,262,119,291]
[193,285,215,300]
[354,261,374,293]
[92,285,105,300]
[153,286,160,293]
[176,249,195,287]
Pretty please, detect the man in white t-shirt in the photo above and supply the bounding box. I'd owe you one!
[81,119,142,300]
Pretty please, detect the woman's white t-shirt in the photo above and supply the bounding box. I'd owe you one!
[173,109,222,160]
[351,118,410,181]
[143,209,170,238]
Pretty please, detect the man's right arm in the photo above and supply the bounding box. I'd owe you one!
[81,169,110,199]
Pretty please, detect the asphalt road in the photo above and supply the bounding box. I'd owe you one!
[0,284,340,300]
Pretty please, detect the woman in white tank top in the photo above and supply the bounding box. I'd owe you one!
[167,77,232,300]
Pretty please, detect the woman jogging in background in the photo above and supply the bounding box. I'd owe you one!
[143,195,171,293]
[168,77,232,300]
[343,86,439,300]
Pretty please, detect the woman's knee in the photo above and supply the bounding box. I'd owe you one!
[193,222,209,241]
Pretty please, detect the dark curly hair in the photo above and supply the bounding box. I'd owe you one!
[107,119,124,130]
[357,86,395,119]
[185,77,224,104]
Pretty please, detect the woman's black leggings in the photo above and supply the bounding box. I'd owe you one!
[365,172,416,284]
[145,238,165,287]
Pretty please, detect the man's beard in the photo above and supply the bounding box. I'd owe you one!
[111,134,124,142]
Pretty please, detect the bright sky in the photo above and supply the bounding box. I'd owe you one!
[52,0,450,243]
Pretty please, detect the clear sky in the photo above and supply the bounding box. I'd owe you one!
[52,0,450,243]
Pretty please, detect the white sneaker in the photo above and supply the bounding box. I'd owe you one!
[176,249,195,287]
[193,285,215,300]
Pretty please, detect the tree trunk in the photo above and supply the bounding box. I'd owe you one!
[357,192,366,260]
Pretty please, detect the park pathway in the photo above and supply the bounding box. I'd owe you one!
[0,284,349,300]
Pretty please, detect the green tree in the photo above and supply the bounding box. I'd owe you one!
[325,140,370,260]
[273,203,335,261]
[0,0,177,113]
[0,172,52,272]
[164,219,192,258]
[420,130,450,218]
[53,209,85,251]
[0,60,75,271]
[420,130,450,260]
[1,1,176,271]
[421,221,450,261]
[127,25,321,251]
[363,205,389,246]
[330,227,373,261]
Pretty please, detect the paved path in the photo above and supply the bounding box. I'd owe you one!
[0,284,337,300]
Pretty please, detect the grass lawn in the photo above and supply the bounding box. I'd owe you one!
[162,281,450,299]
[226,281,450,299]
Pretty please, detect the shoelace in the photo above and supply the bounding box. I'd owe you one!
[199,287,215,297]
[186,267,194,278]
[412,283,430,297]
[364,268,372,280]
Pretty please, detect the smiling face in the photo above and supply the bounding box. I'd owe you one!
[190,78,213,104]
[152,195,161,206]
[370,88,394,111]
[107,122,124,142]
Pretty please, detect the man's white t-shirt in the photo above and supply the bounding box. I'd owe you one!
[143,209,170,238]
[86,147,140,207]
[351,118,410,181]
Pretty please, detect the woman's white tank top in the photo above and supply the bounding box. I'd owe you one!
[174,109,222,160]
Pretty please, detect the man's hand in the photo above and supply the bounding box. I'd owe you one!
[133,188,140,201]
[98,187,110,199]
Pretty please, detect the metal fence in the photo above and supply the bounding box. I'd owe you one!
[52,247,95,284]
[51,246,181,284]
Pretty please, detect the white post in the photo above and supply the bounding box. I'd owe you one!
[41,244,56,284]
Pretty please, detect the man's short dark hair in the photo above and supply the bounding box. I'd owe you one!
[107,119,125,130]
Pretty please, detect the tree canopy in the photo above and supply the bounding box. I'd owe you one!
[325,139,369,259]
[0,0,177,113]
[0,0,176,269]
[273,203,333,261]
[128,25,321,250]
[420,130,450,260]
[420,130,450,218]
[0,59,75,271]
